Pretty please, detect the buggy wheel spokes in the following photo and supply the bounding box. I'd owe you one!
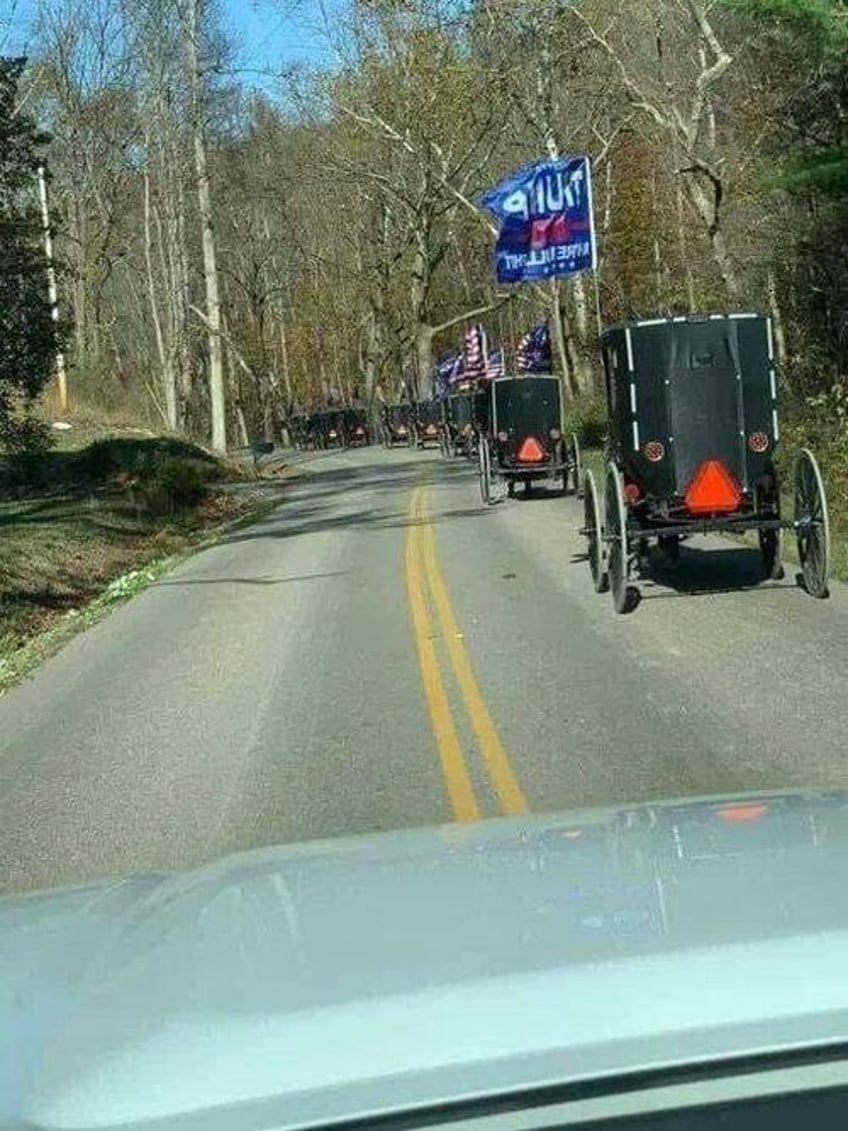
[583,469,608,593]
[795,448,830,599]
[478,437,493,506]
[605,461,629,614]
[571,432,582,498]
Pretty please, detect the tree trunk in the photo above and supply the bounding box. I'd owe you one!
[676,179,696,311]
[278,315,293,410]
[549,280,580,400]
[364,303,381,409]
[186,0,226,452]
[143,164,177,429]
[766,267,788,371]
[416,325,434,400]
[683,176,740,301]
[573,274,589,343]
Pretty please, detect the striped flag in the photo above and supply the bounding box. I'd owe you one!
[484,348,504,380]
[463,323,487,380]
[516,323,552,373]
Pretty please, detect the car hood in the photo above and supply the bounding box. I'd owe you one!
[5,789,848,1130]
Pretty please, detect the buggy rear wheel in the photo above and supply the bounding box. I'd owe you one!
[570,433,582,498]
[605,462,629,614]
[478,437,493,506]
[583,469,607,593]
[795,448,830,598]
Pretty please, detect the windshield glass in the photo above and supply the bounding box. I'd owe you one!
[2,0,848,1127]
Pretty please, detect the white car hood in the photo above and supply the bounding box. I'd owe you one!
[4,789,848,1129]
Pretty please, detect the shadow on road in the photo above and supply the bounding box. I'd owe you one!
[220,451,489,547]
[638,545,802,600]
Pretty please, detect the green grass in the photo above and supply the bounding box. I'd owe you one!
[0,436,289,693]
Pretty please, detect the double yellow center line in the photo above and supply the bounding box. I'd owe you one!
[405,486,528,822]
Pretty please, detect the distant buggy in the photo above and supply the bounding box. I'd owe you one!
[476,375,581,504]
[582,313,830,613]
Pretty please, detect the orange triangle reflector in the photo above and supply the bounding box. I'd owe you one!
[719,803,767,823]
[517,436,545,463]
[684,459,741,514]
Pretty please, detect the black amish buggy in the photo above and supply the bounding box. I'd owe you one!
[342,407,370,446]
[583,313,830,613]
[302,412,325,449]
[476,375,581,504]
[381,403,414,447]
[413,400,442,448]
[326,409,348,448]
[441,387,477,458]
[288,414,309,449]
[310,409,345,449]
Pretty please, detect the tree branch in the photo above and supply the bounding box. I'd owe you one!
[431,295,514,337]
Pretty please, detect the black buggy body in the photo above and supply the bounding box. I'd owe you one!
[382,403,413,447]
[441,390,476,458]
[603,314,776,511]
[583,313,830,613]
[343,408,370,446]
[414,400,442,448]
[476,376,580,502]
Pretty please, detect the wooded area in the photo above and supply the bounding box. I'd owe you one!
[2,0,846,453]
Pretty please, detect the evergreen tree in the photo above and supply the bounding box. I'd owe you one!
[0,57,60,448]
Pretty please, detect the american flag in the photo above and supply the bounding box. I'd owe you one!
[516,323,552,373]
[484,347,504,380]
[463,323,487,380]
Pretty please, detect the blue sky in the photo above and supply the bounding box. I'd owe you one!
[2,0,339,90]
[222,0,337,80]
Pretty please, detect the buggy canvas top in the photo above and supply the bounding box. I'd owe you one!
[601,313,777,502]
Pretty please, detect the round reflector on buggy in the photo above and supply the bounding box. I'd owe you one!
[643,440,665,462]
[748,432,769,453]
[624,482,641,504]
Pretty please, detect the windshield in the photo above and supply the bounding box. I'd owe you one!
[2,0,848,1128]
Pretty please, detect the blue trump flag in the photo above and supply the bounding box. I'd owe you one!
[481,156,597,284]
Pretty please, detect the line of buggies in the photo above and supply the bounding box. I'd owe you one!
[466,312,830,615]
[289,408,371,450]
[383,383,582,503]
[380,401,443,449]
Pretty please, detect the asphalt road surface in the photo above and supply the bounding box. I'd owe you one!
[2,444,847,894]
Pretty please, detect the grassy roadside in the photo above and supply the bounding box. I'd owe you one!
[0,436,292,695]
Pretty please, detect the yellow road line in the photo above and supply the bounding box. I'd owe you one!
[418,490,529,816]
[405,488,480,822]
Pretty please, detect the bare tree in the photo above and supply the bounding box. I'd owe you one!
[179,0,226,450]
[573,0,741,299]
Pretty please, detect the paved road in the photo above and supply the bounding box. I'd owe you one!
[2,445,847,894]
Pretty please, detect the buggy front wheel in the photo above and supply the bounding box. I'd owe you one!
[795,448,830,598]
[605,462,629,614]
[478,438,493,506]
[756,480,783,581]
[583,469,607,593]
